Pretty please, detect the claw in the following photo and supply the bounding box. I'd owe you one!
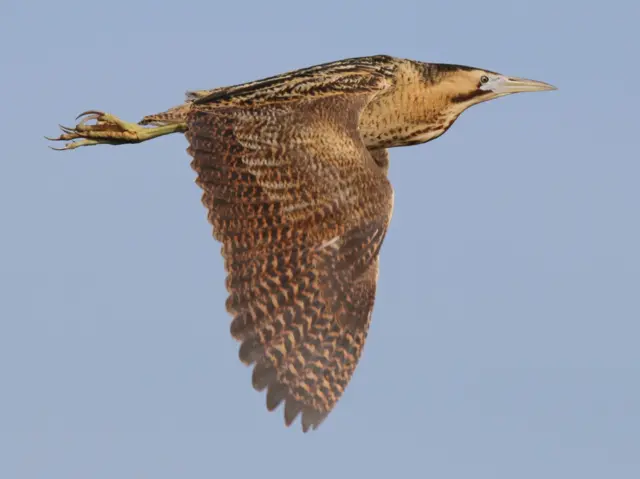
[58,124,76,135]
[77,113,101,126]
[75,110,105,120]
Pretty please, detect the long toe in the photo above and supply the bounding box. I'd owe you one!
[47,111,141,150]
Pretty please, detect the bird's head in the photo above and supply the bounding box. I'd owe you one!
[436,64,556,107]
[388,63,558,146]
[357,59,557,148]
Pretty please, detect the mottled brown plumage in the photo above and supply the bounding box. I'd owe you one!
[48,54,555,431]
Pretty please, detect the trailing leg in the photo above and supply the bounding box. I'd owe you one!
[47,110,187,151]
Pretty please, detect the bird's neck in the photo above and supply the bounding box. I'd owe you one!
[358,62,468,148]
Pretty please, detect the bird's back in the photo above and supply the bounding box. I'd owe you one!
[140,55,400,127]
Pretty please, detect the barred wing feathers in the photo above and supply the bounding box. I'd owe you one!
[185,72,394,431]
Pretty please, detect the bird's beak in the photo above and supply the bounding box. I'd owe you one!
[498,76,557,94]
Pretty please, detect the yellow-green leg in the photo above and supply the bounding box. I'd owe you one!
[47,111,187,151]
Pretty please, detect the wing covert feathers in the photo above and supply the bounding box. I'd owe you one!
[185,70,394,432]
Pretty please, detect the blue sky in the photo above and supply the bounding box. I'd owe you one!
[2,0,639,477]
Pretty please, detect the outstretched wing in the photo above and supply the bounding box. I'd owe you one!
[185,72,394,431]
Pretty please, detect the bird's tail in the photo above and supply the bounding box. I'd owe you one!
[138,103,191,126]
[138,87,228,126]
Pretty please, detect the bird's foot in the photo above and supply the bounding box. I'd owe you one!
[47,111,184,150]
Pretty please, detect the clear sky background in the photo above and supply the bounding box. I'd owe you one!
[1,0,639,477]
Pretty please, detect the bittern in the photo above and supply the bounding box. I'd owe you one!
[48,55,556,432]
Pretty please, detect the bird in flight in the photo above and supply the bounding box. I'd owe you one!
[48,55,556,432]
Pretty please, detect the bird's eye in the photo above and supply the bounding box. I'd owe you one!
[480,75,490,84]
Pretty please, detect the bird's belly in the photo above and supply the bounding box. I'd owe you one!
[360,123,445,148]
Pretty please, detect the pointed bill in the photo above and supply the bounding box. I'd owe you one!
[498,76,557,93]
